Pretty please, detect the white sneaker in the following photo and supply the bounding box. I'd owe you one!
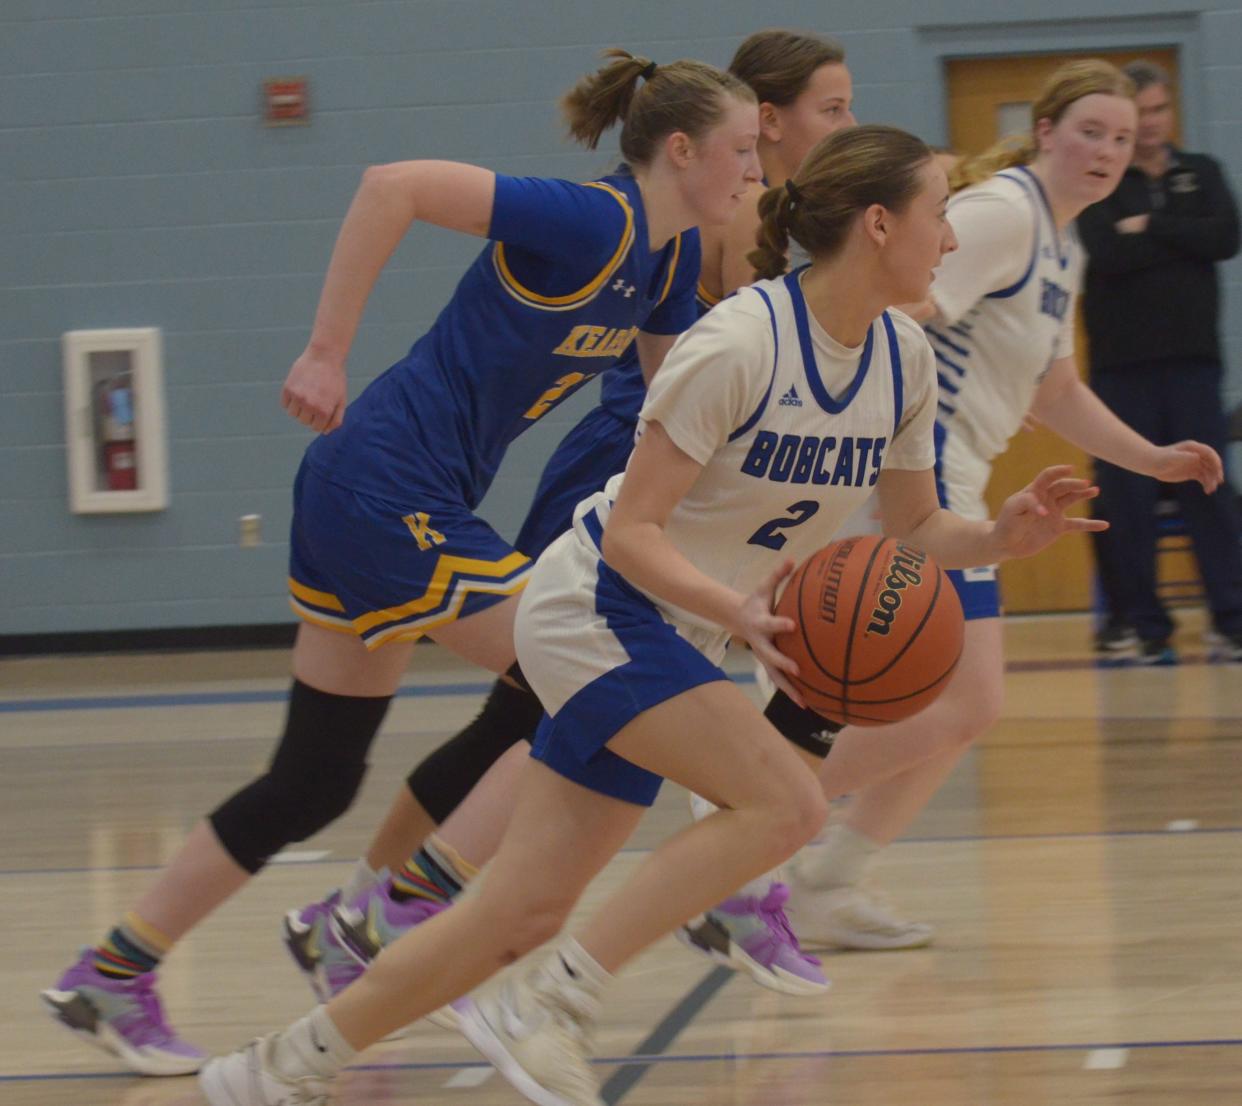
[786,866,934,951]
[456,962,604,1106]
[199,1035,331,1106]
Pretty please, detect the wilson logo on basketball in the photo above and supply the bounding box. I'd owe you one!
[817,540,856,624]
[865,545,928,636]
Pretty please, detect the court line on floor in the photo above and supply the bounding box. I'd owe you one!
[3,654,1236,713]
[4,825,1242,880]
[7,1035,1242,1084]
[600,966,734,1104]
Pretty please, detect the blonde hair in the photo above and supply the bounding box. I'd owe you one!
[560,48,754,165]
[750,125,932,279]
[950,58,1135,191]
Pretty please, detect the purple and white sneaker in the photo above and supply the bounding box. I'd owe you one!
[41,950,206,1075]
[331,881,448,968]
[332,881,456,1027]
[678,882,829,996]
[283,890,365,1002]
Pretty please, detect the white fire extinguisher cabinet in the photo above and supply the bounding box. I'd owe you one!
[63,328,169,513]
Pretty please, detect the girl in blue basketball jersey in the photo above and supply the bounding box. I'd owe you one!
[201,126,1107,1106]
[780,61,1226,951]
[43,50,764,1076]
[281,28,860,1003]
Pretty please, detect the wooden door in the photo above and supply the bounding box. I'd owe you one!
[944,49,1180,613]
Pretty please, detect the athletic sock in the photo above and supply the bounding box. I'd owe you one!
[93,913,172,979]
[797,823,882,890]
[340,858,381,904]
[390,835,476,905]
[272,1006,356,1081]
[552,936,611,999]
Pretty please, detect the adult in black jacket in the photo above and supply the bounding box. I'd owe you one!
[1079,59,1242,663]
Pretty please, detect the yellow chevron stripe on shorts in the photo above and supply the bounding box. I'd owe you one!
[288,577,346,612]
[288,576,355,634]
[355,551,531,648]
[288,598,357,635]
[492,182,636,312]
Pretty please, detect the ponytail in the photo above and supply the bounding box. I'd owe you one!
[561,48,754,166]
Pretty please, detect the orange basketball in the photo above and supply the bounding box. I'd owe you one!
[773,535,964,726]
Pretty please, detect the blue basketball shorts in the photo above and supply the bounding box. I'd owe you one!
[514,405,636,559]
[288,460,531,650]
[515,528,730,807]
[934,422,1001,621]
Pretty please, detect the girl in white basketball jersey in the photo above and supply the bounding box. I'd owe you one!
[200,126,1104,1106]
[307,28,860,1001]
[783,61,1224,950]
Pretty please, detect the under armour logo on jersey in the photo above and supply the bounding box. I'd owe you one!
[611,278,636,298]
[778,384,803,408]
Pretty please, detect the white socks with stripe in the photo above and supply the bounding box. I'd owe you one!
[272,1006,356,1082]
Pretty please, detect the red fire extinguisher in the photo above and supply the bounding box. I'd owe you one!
[100,376,138,491]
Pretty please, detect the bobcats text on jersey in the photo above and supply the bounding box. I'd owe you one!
[740,431,888,487]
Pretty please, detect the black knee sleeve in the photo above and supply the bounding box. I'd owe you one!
[209,679,392,873]
[502,660,533,693]
[405,663,545,824]
[765,689,842,759]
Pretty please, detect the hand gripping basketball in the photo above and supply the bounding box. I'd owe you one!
[773,536,964,726]
[737,558,806,708]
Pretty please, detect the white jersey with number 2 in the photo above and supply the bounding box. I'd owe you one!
[563,268,937,655]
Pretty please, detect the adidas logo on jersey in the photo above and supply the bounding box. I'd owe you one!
[778,385,803,408]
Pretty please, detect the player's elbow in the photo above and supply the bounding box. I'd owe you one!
[599,517,644,575]
[360,162,397,189]
[883,505,940,549]
[359,161,421,203]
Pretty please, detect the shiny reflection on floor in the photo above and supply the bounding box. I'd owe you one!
[2,612,1240,1105]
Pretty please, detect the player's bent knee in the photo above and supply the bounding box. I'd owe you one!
[209,678,392,871]
[405,668,544,824]
[209,763,366,872]
[763,780,829,863]
[948,686,1004,751]
[790,781,831,846]
[920,676,1004,755]
[494,899,573,959]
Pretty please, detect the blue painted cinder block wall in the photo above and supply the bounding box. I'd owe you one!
[4,1,1240,636]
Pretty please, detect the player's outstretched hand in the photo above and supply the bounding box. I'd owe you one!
[992,464,1108,560]
[737,559,805,707]
[282,348,347,433]
[1146,440,1223,494]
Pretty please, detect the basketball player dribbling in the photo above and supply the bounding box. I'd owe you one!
[287,28,860,1001]
[200,124,1107,1106]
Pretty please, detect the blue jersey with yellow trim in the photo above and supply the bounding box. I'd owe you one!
[598,271,720,422]
[306,170,700,507]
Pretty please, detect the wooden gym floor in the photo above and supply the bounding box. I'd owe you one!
[2,611,1240,1105]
